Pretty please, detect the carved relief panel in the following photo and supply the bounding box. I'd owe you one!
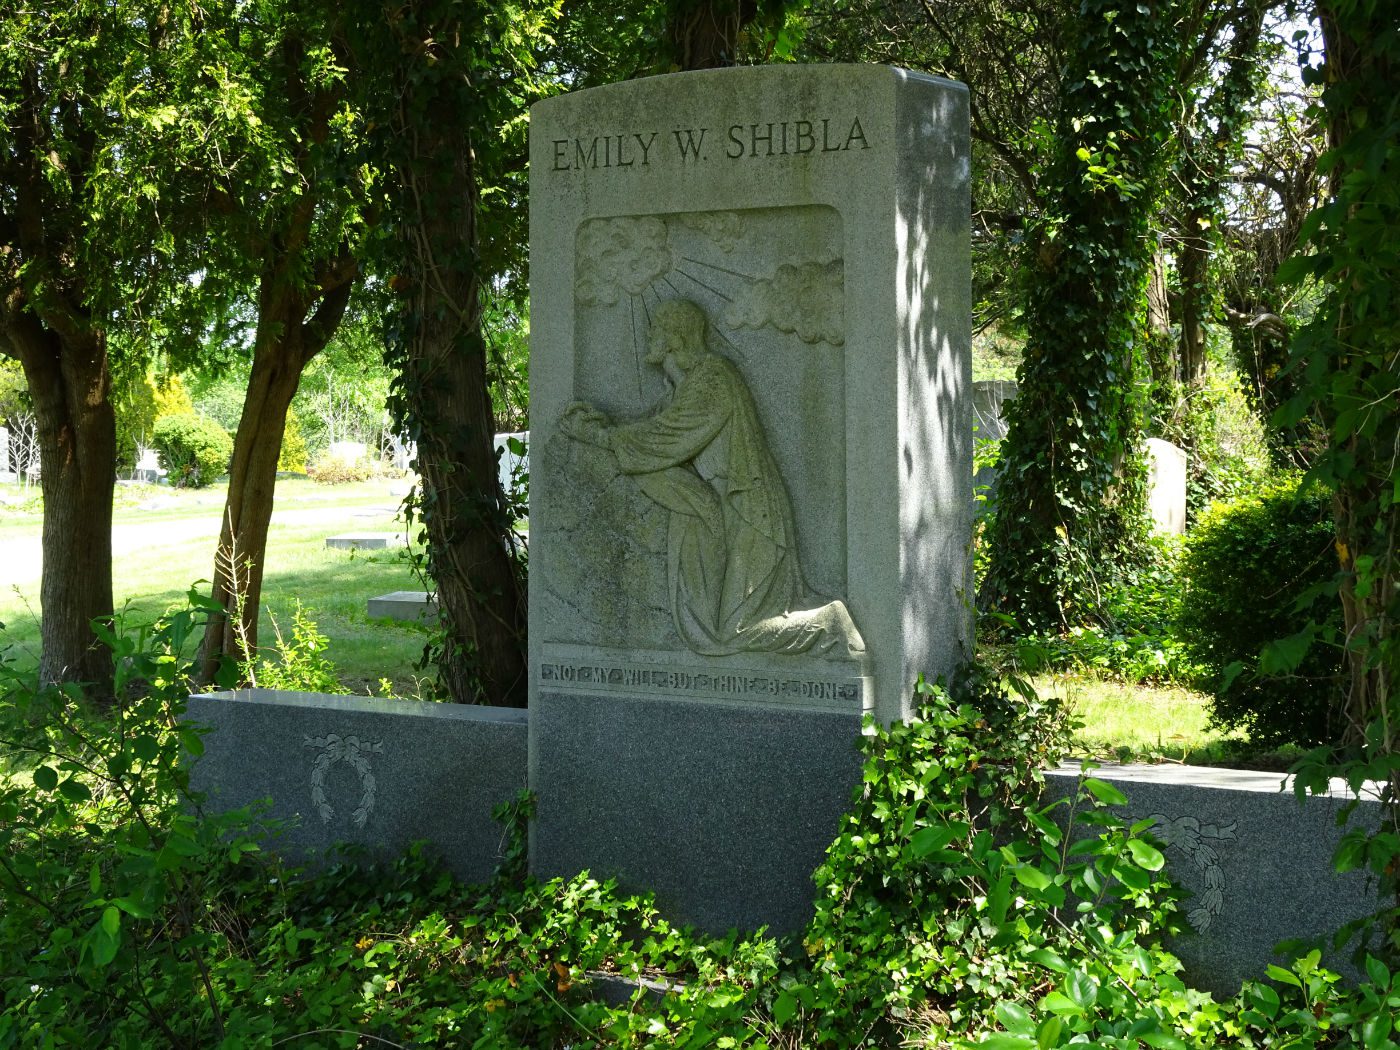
[539,206,856,662]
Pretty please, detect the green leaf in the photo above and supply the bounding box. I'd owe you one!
[112,896,155,919]
[32,766,58,791]
[1140,1031,1189,1049]
[1083,777,1127,806]
[1360,1013,1392,1047]
[772,990,798,1026]
[1040,991,1084,1017]
[1364,955,1391,990]
[1013,865,1053,891]
[979,1036,1035,1049]
[995,1001,1035,1036]
[1065,970,1098,1008]
[1266,963,1303,988]
[1036,1016,1064,1050]
[59,778,93,803]
[1026,948,1070,973]
[1248,982,1280,1019]
[910,821,970,858]
[101,906,120,937]
[1126,839,1165,871]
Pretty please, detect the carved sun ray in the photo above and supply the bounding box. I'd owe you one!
[672,264,734,303]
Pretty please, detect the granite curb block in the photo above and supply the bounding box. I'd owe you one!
[1045,761,1385,996]
[186,690,527,884]
[367,590,439,622]
[324,533,405,550]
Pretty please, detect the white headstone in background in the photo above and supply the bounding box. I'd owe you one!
[0,426,11,483]
[1146,437,1188,535]
[328,440,368,463]
[494,431,528,499]
[972,379,1018,442]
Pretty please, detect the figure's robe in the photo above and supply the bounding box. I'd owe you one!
[609,354,864,659]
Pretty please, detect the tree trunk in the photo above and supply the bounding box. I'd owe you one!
[1176,210,1210,387]
[197,332,302,680]
[664,0,760,69]
[1144,250,1177,411]
[197,264,354,682]
[394,80,527,707]
[4,318,116,697]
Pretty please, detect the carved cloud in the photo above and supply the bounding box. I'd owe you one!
[675,211,744,253]
[575,217,674,305]
[723,259,844,346]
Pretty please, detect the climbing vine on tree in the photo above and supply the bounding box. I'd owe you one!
[345,0,558,706]
[1281,0,1399,950]
[983,0,1184,633]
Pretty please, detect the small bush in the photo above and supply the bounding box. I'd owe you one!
[248,603,341,692]
[1178,475,1342,747]
[1155,353,1273,524]
[278,409,308,473]
[151,411,232,488]
[306,448,375,485]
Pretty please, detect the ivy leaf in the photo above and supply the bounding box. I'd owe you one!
[771,990,798,1026]
[1083,777,1127,806]
[1126,839,1165,871]
[1013,864,1053,891]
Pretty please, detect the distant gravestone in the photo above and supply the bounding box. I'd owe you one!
[495,431,529,500]
[325,533,404,551]
[0,426,11,483]
[528,65,971,933]
[367,590,438,622]
[971,379,1017,442]
[1146,437,1188,535]
[329,440,368,463]
[134,445,163,483]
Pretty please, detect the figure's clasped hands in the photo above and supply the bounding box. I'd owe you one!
[559,401,613,449]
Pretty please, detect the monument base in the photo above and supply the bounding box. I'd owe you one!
[530,689,863,936]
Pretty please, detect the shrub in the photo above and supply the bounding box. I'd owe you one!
[1021,535,1199,684]
[248,603,341,692]
[151,412,232,488]
[306,448,375,485]
[1178,475,1342,747]
[1155,352,1273,523]
[278,408,308,473]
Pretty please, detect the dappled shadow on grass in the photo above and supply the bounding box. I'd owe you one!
[0,546,430,698]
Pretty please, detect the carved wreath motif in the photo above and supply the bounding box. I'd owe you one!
[304,734,383,828]
[1148,813,1238,933]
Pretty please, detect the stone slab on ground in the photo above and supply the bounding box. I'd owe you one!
[187,690,526,884]
[1045,762,1383,996]
[527,63,971,935]
[324,533,405,550]
[367,590,439,622]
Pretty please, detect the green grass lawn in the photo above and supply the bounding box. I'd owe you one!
[1,476,434,695]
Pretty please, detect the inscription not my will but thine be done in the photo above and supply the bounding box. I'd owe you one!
[540,660,862,706]
[551,117,872,172]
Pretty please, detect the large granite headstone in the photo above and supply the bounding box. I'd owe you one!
[528,65,971,933]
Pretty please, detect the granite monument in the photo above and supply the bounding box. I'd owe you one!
[528,64,972,933]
